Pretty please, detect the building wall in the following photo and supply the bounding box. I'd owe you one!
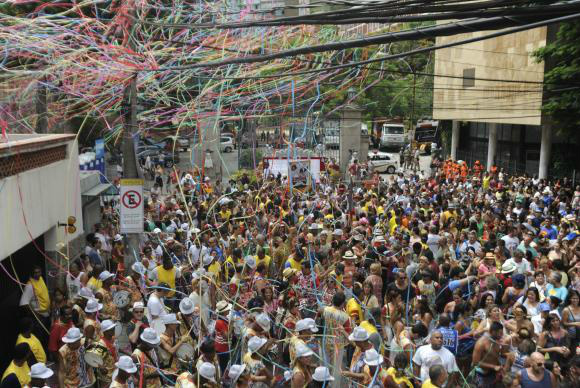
[433,26,547,126]
[0,139,84,260]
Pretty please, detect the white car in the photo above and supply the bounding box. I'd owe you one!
[220,137,234,153]
[368,151,398,174]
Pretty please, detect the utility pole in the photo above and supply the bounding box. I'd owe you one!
[410,71,416,132]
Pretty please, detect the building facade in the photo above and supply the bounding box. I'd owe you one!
[433,25,560,178]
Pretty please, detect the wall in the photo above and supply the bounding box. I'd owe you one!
[0,139,84,260]
[433,26,547,126]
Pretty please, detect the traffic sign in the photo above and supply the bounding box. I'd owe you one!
[120,179,144,233]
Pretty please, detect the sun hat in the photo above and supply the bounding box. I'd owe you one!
[363,348,384,366]
[179,297,195,315]
[202,254,214,266]
[283,268,299,280]
[484,252,495,260]
[348,326,370,342]
[131,262,146,276]
[62,327,83,343]
[101,320,117,332]
[140,328,161,345]
[501,262,517,274]
[255,313,271,332]
[248,336,268,354]
[295,343,314,358]
[29,363,54,379]
[85,298,103,313]
[216,300,232,314]
[198,362,216,383]
[152,228,162,234]
[342,250,357,260]
[228,364,247,381]
[332,229,343,236]
[295,318,318,333]
[312,366,334,382]
[78,287,94,299]
[176,209,185,216]
[115,355,137,374]
[98,270,115,282]
[130,301,145,312]
[245,256,257,269]
[162,313,181,325]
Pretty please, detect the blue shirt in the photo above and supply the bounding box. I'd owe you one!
[439,326,458,355]
[546,283,568,302]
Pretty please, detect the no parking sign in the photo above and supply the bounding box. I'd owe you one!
[120,179,144,233]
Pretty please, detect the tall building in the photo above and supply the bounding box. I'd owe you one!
[433,25,561,178]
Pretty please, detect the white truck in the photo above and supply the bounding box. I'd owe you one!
[380,123,406,149]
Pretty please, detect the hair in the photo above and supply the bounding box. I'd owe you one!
[14,343,30,361]
[543,314,561,332]
[428,364,446,384]
[490,321,504,333]
[200,339,215,354]
[332,292,346,308]
[394,352,408,368]
[501,372,519,388]
[526,287,540,303]
[438,313,451,328]
[518,339,536,355]
[565,289,580,306]
[412,322,429,338]
[19,317,33,333]
[552,272,562,283]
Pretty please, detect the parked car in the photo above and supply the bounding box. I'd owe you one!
[368,151,398,174]
[220,137,234,153]
[137,149,179,168]
[162,136,189,152]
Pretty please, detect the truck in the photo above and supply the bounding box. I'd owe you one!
[379,123,406,149]
[412,120,440,154]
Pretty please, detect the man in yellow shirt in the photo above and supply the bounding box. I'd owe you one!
[254,247,271,275]
[346,283,364,325]
[16,317,46,364]
[1,343,31,387]
[421,365,448,388]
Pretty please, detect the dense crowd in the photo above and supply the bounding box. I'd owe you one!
[3,158,580,388]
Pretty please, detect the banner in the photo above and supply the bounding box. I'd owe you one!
[120,179,144,233]
[94,138,106,183]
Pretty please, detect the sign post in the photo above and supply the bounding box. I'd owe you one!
[120,179,144,234]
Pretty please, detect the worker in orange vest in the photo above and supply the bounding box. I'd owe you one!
[460,163,468,181]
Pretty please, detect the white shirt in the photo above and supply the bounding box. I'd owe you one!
[501,235,520,252]
[95,232,111,253]
[146,292,167,321]
[426,234,441,255]
[413,344,459,383]
[504,258,532,275]
[66,272,85,301]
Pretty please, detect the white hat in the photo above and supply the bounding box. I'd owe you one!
[333,229,343,236]
[228,364,247,381]
[115,355,137,374]
[198,362,216,382]
[29,363,54,379]
[294,343,314,358]
[62,327,83,343]
[191,227,201,234]
[295,318,318,333]
[131,301,145,311]
[342,250,356,260]
[363,348,384,366]
[98,270,115,281]
[247,336,267,354]
[78,287,94,299]
[179,297,195,315]
[181,223,189,231]
[152,228,162,234]
[131,262,146,276]
[85,298,103,313]
[162,313,181,325]
[348,326,370,342]
[245,256,257,269]
[176,209,185,216]
[255,313,271,332]
[114,234,123,242]
[202,254,214,266]
[101,319,117,332]
[312,366,334,382]
[140,328,161,345]
[216,300,232,314]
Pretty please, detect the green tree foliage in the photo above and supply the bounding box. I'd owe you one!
[534,22,580,137]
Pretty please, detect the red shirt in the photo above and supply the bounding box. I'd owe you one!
[214,319,229,353]
[48,319,74,352]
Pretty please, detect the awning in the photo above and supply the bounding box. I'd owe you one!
[82,183,116,197]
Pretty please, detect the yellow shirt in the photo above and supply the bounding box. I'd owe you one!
[87,277,102,292]
[156,266,176,297]
[254,255,271,270]
[346,298,363,324]
[285,257,302,271]
[208,261,221,283]
[386,367,413,388]
[422,379,440,388]
[1,361,30,387]
[16,334,46,363]
[29,277,50,312]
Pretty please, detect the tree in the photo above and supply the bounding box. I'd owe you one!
[534,22,580,137]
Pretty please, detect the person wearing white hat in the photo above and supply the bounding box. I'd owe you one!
[95,271,119,321]
[196,362,218,386]
[291,343,315,388]
[83,298,103,344]
[110,355,137,388]
[228,364,249,386]
[132,328,162,388]
[127,302,148,348]
[58,327,95,388]
[94,319,119,387]
[121,261,147,304]
[343,326,374,385]
[149,255,182,311]
[159,313,186,372]
[28,362,54,387]
[214,301,232,372]
[289,318,318,364]
[243,336,273,388]
[311,366,335,388]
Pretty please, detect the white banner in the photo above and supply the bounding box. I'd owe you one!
[120,179,144,233]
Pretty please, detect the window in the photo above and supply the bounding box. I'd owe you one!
[463,68,475,88]
[384,125,404,135]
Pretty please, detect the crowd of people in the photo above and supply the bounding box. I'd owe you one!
[3,156,580,388]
